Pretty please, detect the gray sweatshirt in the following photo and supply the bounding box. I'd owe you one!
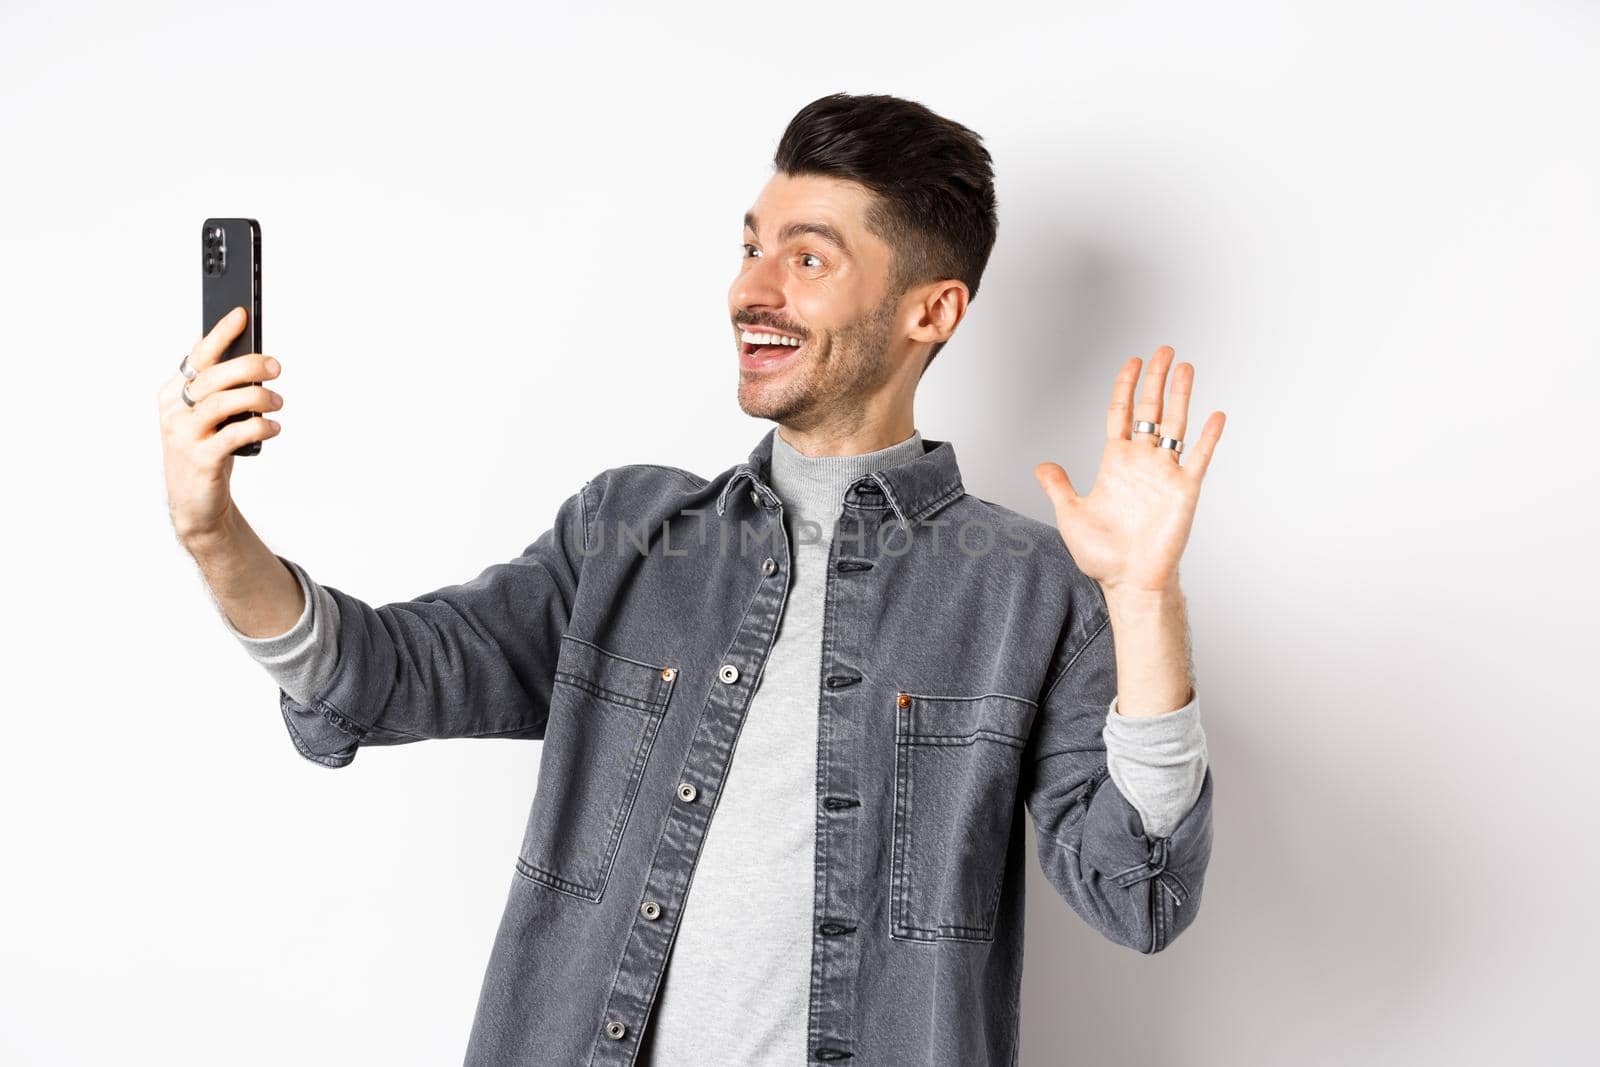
[218,431,1208,1061]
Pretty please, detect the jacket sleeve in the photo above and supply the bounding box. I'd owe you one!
[276,474,601,769]
[1021,610,1215,954]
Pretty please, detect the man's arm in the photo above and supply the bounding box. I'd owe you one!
[1027,344,1223,951]
[1100,581,1208,838]
[188,477,602,769]
[1022,611,1214,954]
[1103,582,1193,718]
[275,476,600,768]
[186,504,307,638]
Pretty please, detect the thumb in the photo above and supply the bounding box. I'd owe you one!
[1034,461,1080,519]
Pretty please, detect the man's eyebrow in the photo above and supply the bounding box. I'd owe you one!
[743,211,852,256]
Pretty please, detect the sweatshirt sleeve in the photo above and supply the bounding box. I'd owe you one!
[1101,690,1209,839]
[217,554,342,707]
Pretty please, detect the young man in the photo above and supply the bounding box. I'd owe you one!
[160,92,1222,1066]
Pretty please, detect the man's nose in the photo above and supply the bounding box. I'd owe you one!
[732,254,786,310]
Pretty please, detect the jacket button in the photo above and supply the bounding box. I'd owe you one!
[749,489,760,506]
[661,666,676,681]
[605,1020,626,1040]
[719,664,740,684]
[762,557,776,575]
[641,900,661,920]
[897,692,912,708]
[677,782,698,802]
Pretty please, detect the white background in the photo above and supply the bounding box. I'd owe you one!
[2,1,1595,1063]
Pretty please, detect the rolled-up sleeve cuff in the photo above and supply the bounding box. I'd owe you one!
[1079,766,1214,910]
[274,584,387,769]
[279,687,363,768]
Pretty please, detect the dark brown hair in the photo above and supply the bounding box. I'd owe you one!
[772,92,999,374]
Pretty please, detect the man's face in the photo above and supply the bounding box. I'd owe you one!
[729,172,909,426]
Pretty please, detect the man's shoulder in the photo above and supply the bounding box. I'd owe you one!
[592,462,711,492]
[944,491,1062,553]
[576,460,722,520]
[947,492,1104,610]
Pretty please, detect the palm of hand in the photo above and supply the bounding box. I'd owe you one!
[1034,346,1226,596]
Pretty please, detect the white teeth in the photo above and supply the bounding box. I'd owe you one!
[741,330,800,347]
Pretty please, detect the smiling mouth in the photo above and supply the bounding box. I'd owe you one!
[741,339,802,358]
[738,327,807,368]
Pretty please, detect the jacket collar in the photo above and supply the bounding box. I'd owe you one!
[715,426,966,528]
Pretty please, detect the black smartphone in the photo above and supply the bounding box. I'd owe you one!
[200,217,263,457]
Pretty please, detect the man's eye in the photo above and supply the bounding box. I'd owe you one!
[741,245,822,269]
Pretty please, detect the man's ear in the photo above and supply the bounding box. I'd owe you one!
[907,279,968,346]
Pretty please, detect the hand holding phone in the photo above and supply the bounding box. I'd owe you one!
[157,305,283,544]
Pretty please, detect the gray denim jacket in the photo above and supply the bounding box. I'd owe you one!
[277,427,1215,1066]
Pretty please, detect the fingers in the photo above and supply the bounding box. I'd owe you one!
[1132,345,1176,446]
[1106,346,1217,477]
[1182,411,1226,483]
[187,383,283,442]
[1163,361,1194,447]
[185,350,280,409]
[200,412,281,463]
[190,306,249,373]
[158,307,264,415]
[1105,356,1142,441]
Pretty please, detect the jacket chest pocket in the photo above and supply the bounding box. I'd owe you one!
[890,690,1037,943]
[515,635,678,902]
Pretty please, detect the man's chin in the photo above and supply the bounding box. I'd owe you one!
[736,380,807,422]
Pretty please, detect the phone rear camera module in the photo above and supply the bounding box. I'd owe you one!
[203,226,227,277]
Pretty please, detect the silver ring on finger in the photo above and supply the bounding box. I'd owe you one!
[182,380,198,408]
[1159,435,1184,456]
[1133,420,1159,437]
[179,354,197,381]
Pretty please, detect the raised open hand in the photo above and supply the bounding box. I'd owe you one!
[1034,346,1225,596]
